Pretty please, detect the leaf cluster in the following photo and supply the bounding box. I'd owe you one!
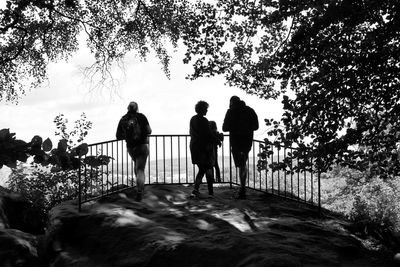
[0,128,89,171]
[0,112,111,171]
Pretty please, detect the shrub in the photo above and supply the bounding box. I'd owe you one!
[7,164,79,230]
[5,113,92,230]
[349,178,400,235]
[321,166,400,238]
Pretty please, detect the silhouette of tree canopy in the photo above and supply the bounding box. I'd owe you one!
[2,0,400,177]
[0,0,194,102]
[181,0,400,177]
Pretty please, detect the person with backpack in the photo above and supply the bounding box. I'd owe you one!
[223,96,259,199]
[189,101,215,198]
[116,101,152,201]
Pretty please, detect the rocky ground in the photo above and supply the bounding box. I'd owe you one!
[1,184,398,266]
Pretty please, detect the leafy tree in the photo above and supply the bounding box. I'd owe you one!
[181,0,400,177]
[0,0,194,102]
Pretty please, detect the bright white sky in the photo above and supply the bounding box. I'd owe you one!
[1,43,283,145]
[0,44,284,183]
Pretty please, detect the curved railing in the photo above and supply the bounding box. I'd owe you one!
[78,135,321,211]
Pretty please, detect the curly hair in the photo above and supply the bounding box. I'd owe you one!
[195,101,209,115]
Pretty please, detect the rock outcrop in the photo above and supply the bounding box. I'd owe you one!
[45,185,395,267]
[0,186,47,267]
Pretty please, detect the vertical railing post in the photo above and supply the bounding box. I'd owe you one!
[163,136,166,183]
[170,136,173,183]
[318,170,321,215]
[147,137,151,184]
[221,139,225,183]
[265,141,268,193]
[229,140,233,189]
[78,155,82,212]
[178,137,181,184]
[277,143,280,195]
[185,136,188,183]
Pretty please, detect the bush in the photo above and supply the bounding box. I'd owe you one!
[7,164,79,230]
[321,166,400,238]
[4,113,92,230]
[350,178,400,235]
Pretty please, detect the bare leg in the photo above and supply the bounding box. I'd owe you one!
[128,145,149,199]
[235,151,248,199]
[205,168,214,195]
[194,166,205,192]
[136,148,149,192]
[213,149,221,182]
[239,165,247,191]
[214,161,221,183]
[135,159,146,193]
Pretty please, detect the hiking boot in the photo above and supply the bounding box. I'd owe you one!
[190,189,200,199]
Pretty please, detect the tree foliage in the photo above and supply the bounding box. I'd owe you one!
[0,113,110,170]
[54,112,92,148]
[0,127,88,170]
[3,0,400,178]
[181,0,400,177]
[0,0,193,102]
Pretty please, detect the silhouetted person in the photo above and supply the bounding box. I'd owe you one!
[189,101,215,198]
[223,96,259,199]
[209,120,224,183]
[116,101,152,201]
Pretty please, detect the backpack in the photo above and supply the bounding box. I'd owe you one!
[125,115,142,142]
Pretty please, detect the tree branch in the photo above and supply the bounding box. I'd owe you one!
[0,27,28,65]
[271,15,296,59]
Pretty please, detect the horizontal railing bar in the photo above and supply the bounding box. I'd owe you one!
[88,135,199,147]
[87,135,299,151]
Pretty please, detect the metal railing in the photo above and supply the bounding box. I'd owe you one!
[78,135,321,211]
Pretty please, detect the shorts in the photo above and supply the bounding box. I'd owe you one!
[232,148,249,167]
[127,144,149,170]
[230,134,252,167]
